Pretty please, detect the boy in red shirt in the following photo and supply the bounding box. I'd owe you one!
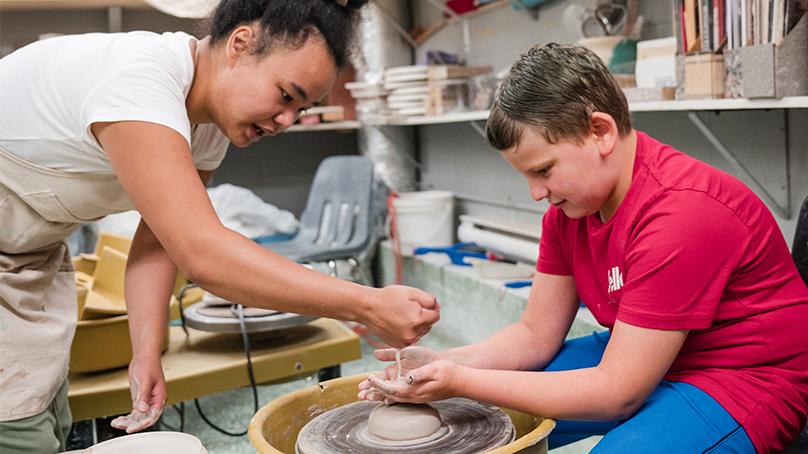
[359,43,808,453]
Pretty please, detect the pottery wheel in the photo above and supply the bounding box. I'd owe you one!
[296,398,515,454]
[183,301,317,334]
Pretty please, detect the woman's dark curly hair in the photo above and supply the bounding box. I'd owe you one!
[202,0,367,67]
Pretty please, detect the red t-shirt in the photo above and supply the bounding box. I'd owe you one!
[537,131,808,453]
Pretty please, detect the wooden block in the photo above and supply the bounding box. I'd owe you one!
[685,53,725,99]
[427,65,493,80]
[301,105,344,123]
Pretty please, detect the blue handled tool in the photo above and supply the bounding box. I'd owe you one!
[413,242,487,266]
[503,280,533,289]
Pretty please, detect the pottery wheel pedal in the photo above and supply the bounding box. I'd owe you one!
[183,293,317,337]
[296,398,515,453]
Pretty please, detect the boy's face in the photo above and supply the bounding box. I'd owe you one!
[501,126,617,219]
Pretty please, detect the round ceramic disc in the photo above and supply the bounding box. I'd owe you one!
[385,65,429,76]
[387,100,426,110]
[391,106,427,116]
[387,93,428,103]
[383,80,429,90]
[385,73,429,83]
[296,398,515,454]
[389,85,430,95]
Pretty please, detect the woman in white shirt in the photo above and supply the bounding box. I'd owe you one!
[0,1,440,451]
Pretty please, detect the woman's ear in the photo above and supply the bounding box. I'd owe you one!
[225,25,256,67]
[590,112,619,157]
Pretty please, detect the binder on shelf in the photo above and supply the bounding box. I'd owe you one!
[685,53,725,99]
[739,10,807,98]
[775,10,807,97]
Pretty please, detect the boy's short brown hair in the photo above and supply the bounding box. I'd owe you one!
[486,42,632,150]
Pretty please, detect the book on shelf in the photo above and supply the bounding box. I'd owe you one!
[679,0,806,53]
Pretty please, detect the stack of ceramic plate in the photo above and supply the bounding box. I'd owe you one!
[384,66,430,116]
[344,81,389,117]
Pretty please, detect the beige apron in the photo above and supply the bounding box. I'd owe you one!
[0,146,134,420]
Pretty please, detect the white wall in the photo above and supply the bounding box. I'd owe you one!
[409,0,807,243]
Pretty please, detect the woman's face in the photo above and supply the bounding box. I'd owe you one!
[210,30,338,147]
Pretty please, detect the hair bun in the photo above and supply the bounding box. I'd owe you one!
[339,0,368,10]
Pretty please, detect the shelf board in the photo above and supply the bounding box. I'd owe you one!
[628,96,808,111]
[361,96,808,127]
[0,0,149,9]
[365,110,490,126]
[286,121,361,133]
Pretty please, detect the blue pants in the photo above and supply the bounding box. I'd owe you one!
[542,331,756,453]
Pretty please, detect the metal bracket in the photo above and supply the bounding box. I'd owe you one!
[687,111,791,218]
[371,2,420,48]
[423,0,472,58]
[468,120,487,139]
[371,125,425,171]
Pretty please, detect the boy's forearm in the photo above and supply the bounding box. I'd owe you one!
[441,321,559,370]
[454,366,632,421]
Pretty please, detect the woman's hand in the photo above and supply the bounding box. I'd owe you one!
[362,360,465,404]
[111,356,166,433]
[360,286,440,348]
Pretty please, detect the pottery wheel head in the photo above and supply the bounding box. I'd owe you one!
[296,398,515,454]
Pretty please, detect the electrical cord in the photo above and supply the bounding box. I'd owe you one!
[158,403,185,432]
[174,284,260,437]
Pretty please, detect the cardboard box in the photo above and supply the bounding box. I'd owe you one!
[776,12,808,98]
[740,44,776,98]
[685,53,725,99]
[738,12,808,99]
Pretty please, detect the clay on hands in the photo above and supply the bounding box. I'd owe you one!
[110,377,163,433]
[358,346,439,402]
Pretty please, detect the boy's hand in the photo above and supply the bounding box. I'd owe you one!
[359,360,464,404]
[357,346,440,401]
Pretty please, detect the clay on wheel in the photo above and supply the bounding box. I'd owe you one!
[367,403,442,441]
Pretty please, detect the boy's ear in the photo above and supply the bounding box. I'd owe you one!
[590,112,619,157]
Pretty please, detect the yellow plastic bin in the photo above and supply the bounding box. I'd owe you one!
[69,297,177,373]
[248,374,555,454]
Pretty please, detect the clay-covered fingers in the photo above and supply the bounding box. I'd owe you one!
[357,388,386,401]
[111,406,163,433]
[117,360,167,433]
[357,375,387,402]
[367,374,410,396]
[372,348,400,362]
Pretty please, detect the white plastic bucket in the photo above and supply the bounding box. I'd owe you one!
[392,191,454,255]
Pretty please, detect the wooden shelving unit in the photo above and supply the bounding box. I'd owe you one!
[286,121,361,133]
[358,96,808,127]
[0,0,149,9]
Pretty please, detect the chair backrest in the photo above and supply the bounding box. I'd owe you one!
[297,156,374,252]
[792,196,808,286]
